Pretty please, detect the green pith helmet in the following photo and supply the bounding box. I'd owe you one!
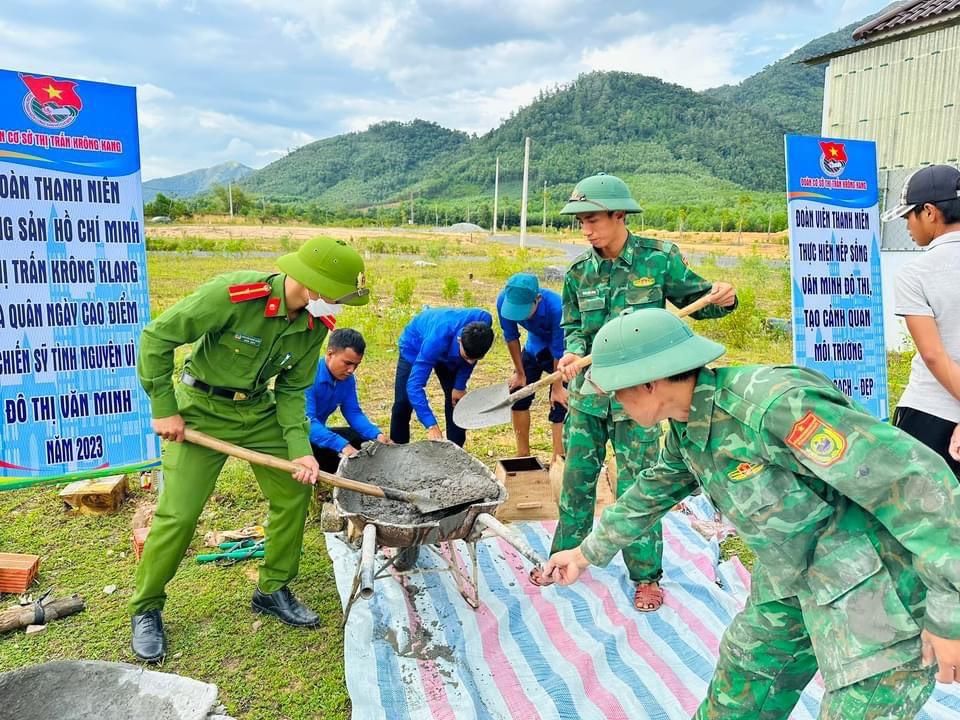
[586,309,725,392]
[559,173,642,215]
[277,237,369,306]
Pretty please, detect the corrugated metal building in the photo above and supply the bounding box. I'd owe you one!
[821,3,960,171]
[804,1,960,346]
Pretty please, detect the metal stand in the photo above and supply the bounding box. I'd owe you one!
[342,538,481,626]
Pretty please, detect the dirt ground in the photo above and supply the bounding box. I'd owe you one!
[147,222,790,260]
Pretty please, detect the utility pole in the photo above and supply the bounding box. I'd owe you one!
[520,137,531,249]
[435,204,439,227]
[409,190,414,225]
[492,156,500,234]
[228,183,234,218]
[542,180,547,234]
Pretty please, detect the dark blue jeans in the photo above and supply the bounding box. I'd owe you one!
[389,357,466,447]
[511,348,568,424]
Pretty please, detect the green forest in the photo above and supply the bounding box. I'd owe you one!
[145,13,874,234]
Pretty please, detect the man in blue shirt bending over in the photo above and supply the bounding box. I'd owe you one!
[389,307,494,447]
[497,273,567,459]
[306,328,390,473]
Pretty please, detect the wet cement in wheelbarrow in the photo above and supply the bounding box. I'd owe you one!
[338,442,500,524]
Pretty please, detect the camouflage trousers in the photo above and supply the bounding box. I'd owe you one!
[697,596,936,719]
[551,408,662,583]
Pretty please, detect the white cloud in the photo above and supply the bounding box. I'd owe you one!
[328,79,545,136]
[3,0,894,180]
[582,26,743,90]
[137,83,174,102]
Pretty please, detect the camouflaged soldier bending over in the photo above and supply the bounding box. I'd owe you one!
[130,237,369,664]
[545,308,960,718]
[531,173,736,615]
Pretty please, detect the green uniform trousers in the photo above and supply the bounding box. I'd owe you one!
[697,596,936,719]
[129,385,313,614]
[551,407,663,583]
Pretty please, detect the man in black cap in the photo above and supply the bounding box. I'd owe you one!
[882,164,960,476]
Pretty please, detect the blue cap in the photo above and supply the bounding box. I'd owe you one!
[501,273,540,321]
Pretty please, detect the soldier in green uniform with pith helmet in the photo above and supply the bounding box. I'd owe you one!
[530,172,737,614]
[545,308,960,718]
[129,237,368,663]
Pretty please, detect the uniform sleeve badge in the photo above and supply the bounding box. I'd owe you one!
[727,462,765,481]
[785,411,847,466]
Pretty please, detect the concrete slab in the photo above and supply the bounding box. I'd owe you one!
[0,660,230,720]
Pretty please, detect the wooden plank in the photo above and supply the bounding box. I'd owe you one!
[59,475,127,515]
[495,456,558,522]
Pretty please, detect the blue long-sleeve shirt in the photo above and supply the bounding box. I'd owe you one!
[495,287,564,360]
[398,307,492,428]
[305,360,382,451]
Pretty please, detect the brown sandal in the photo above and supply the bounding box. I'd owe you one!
[633,582,664,612]
[529,567,555,587]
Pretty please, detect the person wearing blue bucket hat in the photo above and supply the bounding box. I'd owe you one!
[545,308,960,718]
[496,273,567,459]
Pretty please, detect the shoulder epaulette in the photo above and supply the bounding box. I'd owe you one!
[715,365,815,432]
[634,235,672,254]
[570,249,594,266]
[228,282,272,303]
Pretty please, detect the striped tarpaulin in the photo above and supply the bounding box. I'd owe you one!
[327,498,960,719]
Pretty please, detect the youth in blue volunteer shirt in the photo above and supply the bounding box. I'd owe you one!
[496,273,567,457]
[390,307,493,446]
[496,285,564,360]
[305,328,384,473]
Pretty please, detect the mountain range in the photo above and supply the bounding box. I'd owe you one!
[145,11,881,211]
[142,161,253,203]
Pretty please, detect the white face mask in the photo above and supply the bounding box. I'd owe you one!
[306,297,344,318]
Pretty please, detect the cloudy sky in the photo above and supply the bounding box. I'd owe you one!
[2,0,887,180]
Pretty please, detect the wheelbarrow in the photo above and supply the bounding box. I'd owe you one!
[326,442,546,624]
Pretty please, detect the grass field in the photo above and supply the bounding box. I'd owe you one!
[0,225,913,719]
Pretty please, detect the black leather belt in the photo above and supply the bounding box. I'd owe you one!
[181,373,260,401]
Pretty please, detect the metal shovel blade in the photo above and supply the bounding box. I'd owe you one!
[453,382,514,429]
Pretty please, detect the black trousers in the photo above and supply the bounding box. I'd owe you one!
[311,427,367,474]
[893,406,960,478]
[389,357,466,446]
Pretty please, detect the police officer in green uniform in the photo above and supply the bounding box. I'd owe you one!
[531,173,736,614]
[130,237,368,663]
[545,309,960,718]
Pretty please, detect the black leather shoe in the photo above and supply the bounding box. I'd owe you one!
[131,609,166,663]
[393,546,420,571]
[252,586,320,627]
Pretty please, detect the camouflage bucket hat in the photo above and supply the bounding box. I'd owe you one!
[559,173,643,215]
[277,237,369,306]
[585,308,725,393]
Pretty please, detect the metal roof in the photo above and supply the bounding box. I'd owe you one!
[853,0,960,40]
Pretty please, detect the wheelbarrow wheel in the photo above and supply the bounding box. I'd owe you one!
[393,546,420,571]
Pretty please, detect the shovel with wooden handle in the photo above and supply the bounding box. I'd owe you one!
[183,429,455,514]
[453,293,717,430]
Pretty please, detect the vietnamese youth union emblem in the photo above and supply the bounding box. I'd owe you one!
[20,74,83,129]
[818,141,848,178]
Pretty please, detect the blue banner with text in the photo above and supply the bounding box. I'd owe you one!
[0,69,158,483]
[785,134,889,420]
